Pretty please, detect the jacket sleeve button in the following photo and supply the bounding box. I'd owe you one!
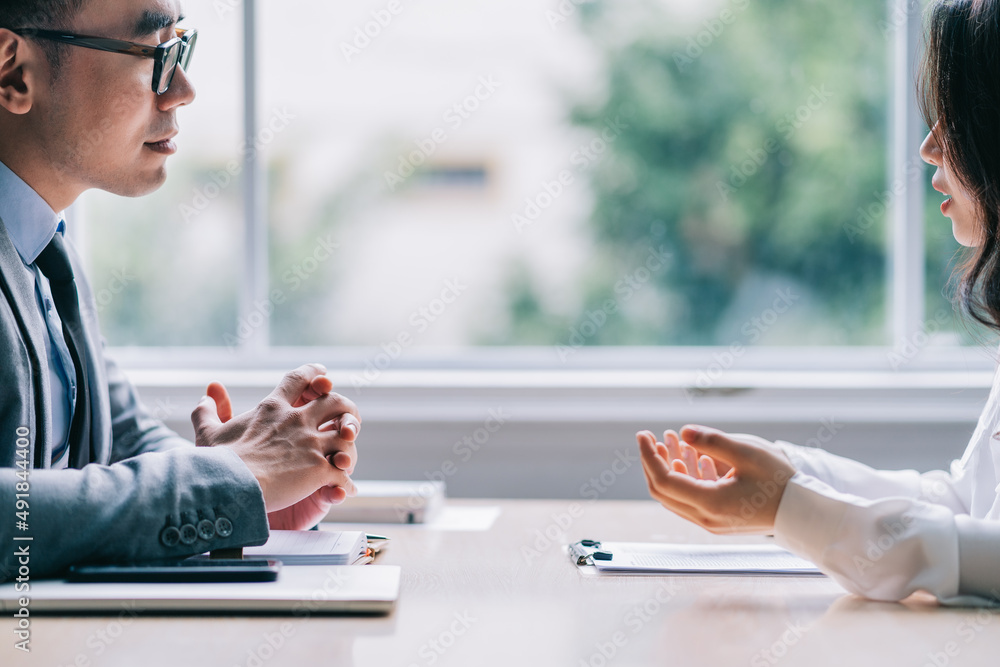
[179,523,199,545]
[215,516,234,538]
[160,526,181,548]
[197,519,217,541]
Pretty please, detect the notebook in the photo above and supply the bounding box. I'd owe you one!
[240,530,368,565]
[569,541,823,575]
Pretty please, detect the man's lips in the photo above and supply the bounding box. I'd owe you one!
[144,132,177,154]
[144,138,176,154]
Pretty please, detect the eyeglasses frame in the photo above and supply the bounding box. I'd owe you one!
[7,26,196,95]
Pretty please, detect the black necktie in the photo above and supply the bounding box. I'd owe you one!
[34,232,92,467]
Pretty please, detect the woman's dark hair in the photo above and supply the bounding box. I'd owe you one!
[919,0,1000,333]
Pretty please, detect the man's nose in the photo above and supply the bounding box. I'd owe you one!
[157,66,197,111]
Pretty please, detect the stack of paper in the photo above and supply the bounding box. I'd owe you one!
[322,480,446,524]
[242,530,368,565]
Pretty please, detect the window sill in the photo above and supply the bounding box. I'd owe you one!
[113,345,997,425]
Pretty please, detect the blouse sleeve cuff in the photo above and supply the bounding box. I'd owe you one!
[772,471,848,563]
[952,514,1000,605]
[774,472,975,605]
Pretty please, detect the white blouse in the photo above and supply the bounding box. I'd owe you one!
[773,364,1000,606]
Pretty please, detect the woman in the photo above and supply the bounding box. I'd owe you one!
[637,0,1000,605]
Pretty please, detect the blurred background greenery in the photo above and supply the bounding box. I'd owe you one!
[84,0,966,351]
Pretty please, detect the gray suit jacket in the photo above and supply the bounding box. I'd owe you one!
[0,215,269,581]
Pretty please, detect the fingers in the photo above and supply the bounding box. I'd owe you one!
[638,432,668,471]
[680,425,759,468]
[206,381,233,423]
[319,415,360,443]
[698,455,719,481]
[293,375,334,408]
[331,451,353,473]
[643,428,725,480]
[639,430,677,465]
[303,390,360,425]
[655,441,669,461]
[321,465,358,497]
[637,435,709,524]
[271,363,329,404]
[319,429,358,462]
[638,425,790,535]
[639,433,721,505]
[272,363,362,435]
[664,430,682,465]
[191,394,223,444]
[304,455,359,504]
[680,442,699,475]
[321,485,348,504]
[337,413,361,440]
[638,433,674,488]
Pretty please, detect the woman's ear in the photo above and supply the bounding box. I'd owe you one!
[0,30,37,115]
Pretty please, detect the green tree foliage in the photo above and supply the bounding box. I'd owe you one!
[561,0,891,345]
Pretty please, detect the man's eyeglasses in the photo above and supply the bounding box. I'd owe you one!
[10,26,197,95]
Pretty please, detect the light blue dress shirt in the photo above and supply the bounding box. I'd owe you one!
[0,160,76,468]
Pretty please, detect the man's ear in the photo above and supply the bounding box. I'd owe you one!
[0,29,36,115]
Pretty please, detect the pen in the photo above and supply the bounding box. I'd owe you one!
[365,534,390,542]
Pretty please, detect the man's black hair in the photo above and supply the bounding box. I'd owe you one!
[0,0,87,69]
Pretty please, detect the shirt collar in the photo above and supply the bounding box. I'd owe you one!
[0,160,64,265]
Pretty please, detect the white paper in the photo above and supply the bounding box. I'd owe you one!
[423,505,501,531]
[588,542,823,575]
[241,530,366,565]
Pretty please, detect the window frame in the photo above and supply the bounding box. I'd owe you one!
[101,0,992,391]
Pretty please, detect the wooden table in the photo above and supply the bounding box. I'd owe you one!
[4,499,1000,666]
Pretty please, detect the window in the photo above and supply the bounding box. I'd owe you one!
[81,0,987,369]
[81,5,243,346]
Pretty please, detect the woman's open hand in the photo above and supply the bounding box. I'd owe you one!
[636,425,796,534]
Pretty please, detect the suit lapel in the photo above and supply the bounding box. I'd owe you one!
[0,214,53,467]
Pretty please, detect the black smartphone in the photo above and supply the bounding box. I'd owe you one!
[66,559,281,583]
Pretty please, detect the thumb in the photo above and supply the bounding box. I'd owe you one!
[191,394,223,444]
[679,425,754,467]
[271,363,328,405]
[293,375,334,408]
[206,381,233,422]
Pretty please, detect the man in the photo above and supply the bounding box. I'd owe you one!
[0,0,361,579]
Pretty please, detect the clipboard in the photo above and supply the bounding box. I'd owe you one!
[568,540,824,576]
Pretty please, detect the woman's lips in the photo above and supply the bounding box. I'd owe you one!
[931,175,952,214]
